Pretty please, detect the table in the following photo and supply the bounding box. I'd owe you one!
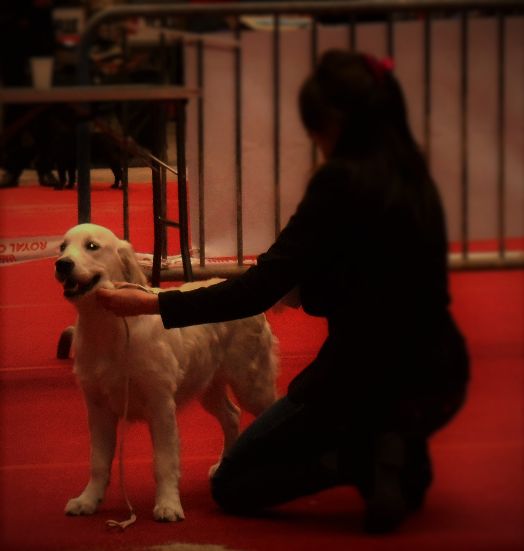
[0,83,199,282]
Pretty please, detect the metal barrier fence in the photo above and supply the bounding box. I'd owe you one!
[77,1,524,278]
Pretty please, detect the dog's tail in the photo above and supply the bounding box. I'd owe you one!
[225,315,280,416]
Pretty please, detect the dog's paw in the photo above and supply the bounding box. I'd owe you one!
[64,496,99,516]
[153,499,185,522]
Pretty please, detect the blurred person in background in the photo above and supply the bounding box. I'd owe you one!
[0,0,60,188]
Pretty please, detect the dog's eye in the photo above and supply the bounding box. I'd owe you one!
[85,241,100,251]
[59,242,66,253]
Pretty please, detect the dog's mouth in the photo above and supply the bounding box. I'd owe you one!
[62,274,102,298]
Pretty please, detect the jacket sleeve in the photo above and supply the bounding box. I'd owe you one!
[158,163,349,328]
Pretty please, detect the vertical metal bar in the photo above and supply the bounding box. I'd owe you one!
[160,33,169,259]
[76,119,91,223]
[197,39,206,268]
[151,103,164,288]
[151,181,162,287]
[235,19,244,266]
[311,17,318,169]
[160,121,168,260]
[423,14,432,165]
[174,38,193,281]
[76,29,92,224]
[121,104,130,242]
[151,33,174,285]
[497,13,506,259]
[273,13,281,238]
[121,28,130,241]
[175,98,194,281]
[459,12,469,260]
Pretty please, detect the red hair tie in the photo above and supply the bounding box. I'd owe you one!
[363,54,395,80]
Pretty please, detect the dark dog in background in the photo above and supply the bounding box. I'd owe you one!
[47,97,163,191]
[53,130,124,190]
[45,105,123,190]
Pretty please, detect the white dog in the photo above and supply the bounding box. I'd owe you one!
[55,223,278,522]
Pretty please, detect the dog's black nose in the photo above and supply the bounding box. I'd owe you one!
[55,257,75,275]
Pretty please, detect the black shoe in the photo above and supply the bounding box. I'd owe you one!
[362,433,408,534]
[402,437,433,511]
[0,172,20,188]
[38,171,60,187]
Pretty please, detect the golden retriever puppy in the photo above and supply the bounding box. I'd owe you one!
[55,223,278,522]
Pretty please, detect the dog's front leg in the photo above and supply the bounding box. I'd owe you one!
[65,398,118,516]
[148,398,185,522]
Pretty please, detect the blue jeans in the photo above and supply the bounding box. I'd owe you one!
[211,389,466,513]
[210,396,357,512]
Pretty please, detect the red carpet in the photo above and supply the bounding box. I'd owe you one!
[0,182,523,551]
[0,181,173,253]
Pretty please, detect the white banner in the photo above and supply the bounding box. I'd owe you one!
[185,17,524,257]
[0,235,62,266]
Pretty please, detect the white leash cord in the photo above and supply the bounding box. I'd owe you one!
[106,318,137,531]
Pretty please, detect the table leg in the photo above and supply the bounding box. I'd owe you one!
[175,99,193,282]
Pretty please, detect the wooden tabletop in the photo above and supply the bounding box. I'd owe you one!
[0,84,200,104]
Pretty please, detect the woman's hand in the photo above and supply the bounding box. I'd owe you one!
[96,286,160,317]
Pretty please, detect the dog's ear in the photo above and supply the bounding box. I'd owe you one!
[118,241,148,285]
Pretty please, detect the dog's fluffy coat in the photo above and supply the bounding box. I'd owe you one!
[55,224,278,521]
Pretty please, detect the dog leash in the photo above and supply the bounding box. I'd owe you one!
[106,284,160,531]
[106,317,137,531]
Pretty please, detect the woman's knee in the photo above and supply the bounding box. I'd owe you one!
[210,458,254,514]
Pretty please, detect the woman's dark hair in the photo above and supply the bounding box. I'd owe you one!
[299,49,426,168]
[299,48,442,234]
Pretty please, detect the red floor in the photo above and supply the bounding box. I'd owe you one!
[0,183,523,551]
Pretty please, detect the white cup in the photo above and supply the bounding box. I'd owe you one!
[30,57,54,89]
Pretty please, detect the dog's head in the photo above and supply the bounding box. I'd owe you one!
[55,223,147,302]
